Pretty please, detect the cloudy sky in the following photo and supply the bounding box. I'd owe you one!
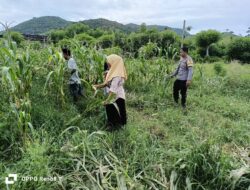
[0,0,249,35]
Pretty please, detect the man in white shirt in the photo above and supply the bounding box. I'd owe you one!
[62,48,83,102]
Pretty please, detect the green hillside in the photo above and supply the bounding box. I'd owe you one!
[10,16,189,36]
[11,16,70,34]
[82,18,189,35]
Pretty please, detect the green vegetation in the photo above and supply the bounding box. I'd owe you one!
[9,16,188,36]
[11,16,70,35]
[195,30,221,57]
[228,37,250,63]
[3,31,24,46]
[5,16,250,63]
[0,24,250,190]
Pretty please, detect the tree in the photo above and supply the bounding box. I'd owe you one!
[227,37,250,63]
[186,26,192,32]
[196,30,221,57]
[140,23,147,33]
[49,30,66,43]
[88,28,105,38]
[97,34,114,48]
[75,33,95,46]
[160,30,180,48]
[127,32,150,54]
[147,30,161,44]
[65,23,90,38]
[113,31,127,48]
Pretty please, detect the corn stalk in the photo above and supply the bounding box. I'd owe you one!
[0,27,33,141]
[43,50,66,106]
[70,39,105,84]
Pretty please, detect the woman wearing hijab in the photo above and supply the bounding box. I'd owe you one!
[93,54,127,130]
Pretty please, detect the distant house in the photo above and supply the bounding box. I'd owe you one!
[0,33,48,42]
[22,34,48,42]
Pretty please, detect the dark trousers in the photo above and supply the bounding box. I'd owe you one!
[116,98,127,125]
[69,83,83,102]
[173,79,187,107]
[105,98,127,130]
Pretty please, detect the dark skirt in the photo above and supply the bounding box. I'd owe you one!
[105,98,127,130]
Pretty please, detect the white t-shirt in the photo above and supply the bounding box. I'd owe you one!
[108,76,125,100]
[68,58,81,84]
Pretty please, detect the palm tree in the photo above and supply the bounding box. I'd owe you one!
[186,26,192,32]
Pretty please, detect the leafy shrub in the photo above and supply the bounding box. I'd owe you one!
[3,31,24,46]
[49,29,66,43]
[97,34,114,48]
[214,63,227,76]
[227,37,250,63]
[65,23,90,38]
[75,33,95,46]
[139,42,159,59]
[210,43,227,57]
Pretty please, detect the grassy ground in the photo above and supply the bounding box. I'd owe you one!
[0,60,250,190]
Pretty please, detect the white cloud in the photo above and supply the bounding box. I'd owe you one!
[0,0,249,34]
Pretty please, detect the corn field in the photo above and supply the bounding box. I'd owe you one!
[0,31,250,190]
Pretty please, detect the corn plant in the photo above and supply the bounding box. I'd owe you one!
[70,39,105,84]
[43,50,66,106]
[1,28,33,141]
[139,42,160,59]
[164,44,179,62]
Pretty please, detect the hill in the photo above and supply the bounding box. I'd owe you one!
[11,16,70,34]
[10,16,189,36]
[81,18,127,31]
[82,18,189,35]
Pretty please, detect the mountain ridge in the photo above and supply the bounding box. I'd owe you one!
[9,16,188,36]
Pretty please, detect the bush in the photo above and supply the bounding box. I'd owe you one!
[214,63,227,76]
[65,23,90,38]
[128,33,150,53]
[210,43,227,57]
[97,34,114,48]
[160,30,180,48]
[75,33,95,46]
[49,30,66,43]
[139,42,159,59]
[3,31,24,46]
[227,37,250,63]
